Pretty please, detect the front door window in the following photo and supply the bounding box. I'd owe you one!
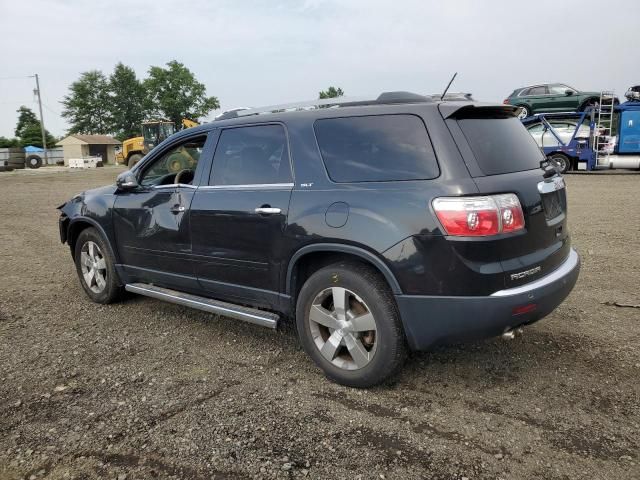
[139,136,207,187]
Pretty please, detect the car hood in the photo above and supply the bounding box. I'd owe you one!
[59,184,118,210]
[82,184,118,197]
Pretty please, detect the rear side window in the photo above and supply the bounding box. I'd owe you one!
[314,114,439,183]
[458,116,545,176]
[210,124,292,186]
[527,86,548,95]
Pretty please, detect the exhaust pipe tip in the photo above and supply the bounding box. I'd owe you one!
[502,327,524,341]
[502,330,516,340]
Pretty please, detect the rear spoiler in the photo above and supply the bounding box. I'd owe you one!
[439,102,519,119]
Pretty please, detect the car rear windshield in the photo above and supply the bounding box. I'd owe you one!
[314,114,439,182]
[457,114,545,176]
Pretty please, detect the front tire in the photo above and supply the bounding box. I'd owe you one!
[74,227,122,304]
[296,262,407,388]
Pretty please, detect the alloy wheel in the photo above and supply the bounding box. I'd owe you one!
[308,287,377,370]
[79,241,107,294]
[517,107,529,120]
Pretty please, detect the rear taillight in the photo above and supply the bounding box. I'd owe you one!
[502,99,510,105]
[432,194,525,237]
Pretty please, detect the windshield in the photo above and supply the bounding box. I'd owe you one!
[142,124,159,145]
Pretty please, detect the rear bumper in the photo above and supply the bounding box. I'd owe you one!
[395,248,580,350]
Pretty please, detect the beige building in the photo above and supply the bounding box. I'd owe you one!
[56,135,121,166]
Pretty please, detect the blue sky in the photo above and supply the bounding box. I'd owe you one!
[0,0,638,137]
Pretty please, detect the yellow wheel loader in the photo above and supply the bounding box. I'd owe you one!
[116,118,199,168]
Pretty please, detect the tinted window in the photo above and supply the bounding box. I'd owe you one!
[314,115,438,182]
[139,136,206,187]
[527,86,548,95]
[458,116,545,176]
[210,125,292,186]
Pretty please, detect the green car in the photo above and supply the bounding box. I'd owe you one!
[504,83,612,119]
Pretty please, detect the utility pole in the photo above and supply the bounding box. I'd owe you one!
[33,74,48,165]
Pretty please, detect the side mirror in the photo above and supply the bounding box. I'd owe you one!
[565,89,574,96]
[116,170,140,191]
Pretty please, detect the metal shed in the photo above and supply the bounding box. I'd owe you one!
[56,135,121,166]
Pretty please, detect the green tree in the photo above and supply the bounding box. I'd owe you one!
[13,105,56,148]
[144,60,219,128]
[108,63,147,140]
[15,106,38,138]
[61,70,111,134]
[0,136,20,148]
[19,123,57,148]
[319,86,344,99]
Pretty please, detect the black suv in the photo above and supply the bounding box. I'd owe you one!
[58,92,580,387]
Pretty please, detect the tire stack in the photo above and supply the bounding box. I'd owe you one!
[0,159,12,172]
[0,148,25,170]
[0,148,21,172]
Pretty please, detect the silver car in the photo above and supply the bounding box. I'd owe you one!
[526,120,591,148]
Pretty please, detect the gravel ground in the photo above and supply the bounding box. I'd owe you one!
[0,167,638,480]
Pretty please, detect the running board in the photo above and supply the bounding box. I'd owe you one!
[125,283,279,329]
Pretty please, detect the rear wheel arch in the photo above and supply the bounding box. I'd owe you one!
[579,97,600,111]
[286,244,403,302]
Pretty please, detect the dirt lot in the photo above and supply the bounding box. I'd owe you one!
[0,167,638,480]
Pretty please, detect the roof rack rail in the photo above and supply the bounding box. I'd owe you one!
[216,91,433,120]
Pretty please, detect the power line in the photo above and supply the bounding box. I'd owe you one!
[0,75,33,81]
[42,102,61,116]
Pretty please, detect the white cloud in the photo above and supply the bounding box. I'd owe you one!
[0,0,637,137]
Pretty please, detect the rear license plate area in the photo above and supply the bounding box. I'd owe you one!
[541,191,565,220]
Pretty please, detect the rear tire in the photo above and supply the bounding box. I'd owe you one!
[517,105,530,119]
[549,153,571,174]
[296,262,407,388]
[74,227,122,304]
[127,153,143,168]
[579,98,599,111]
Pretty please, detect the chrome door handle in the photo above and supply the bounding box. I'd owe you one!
[254,207,281,215]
